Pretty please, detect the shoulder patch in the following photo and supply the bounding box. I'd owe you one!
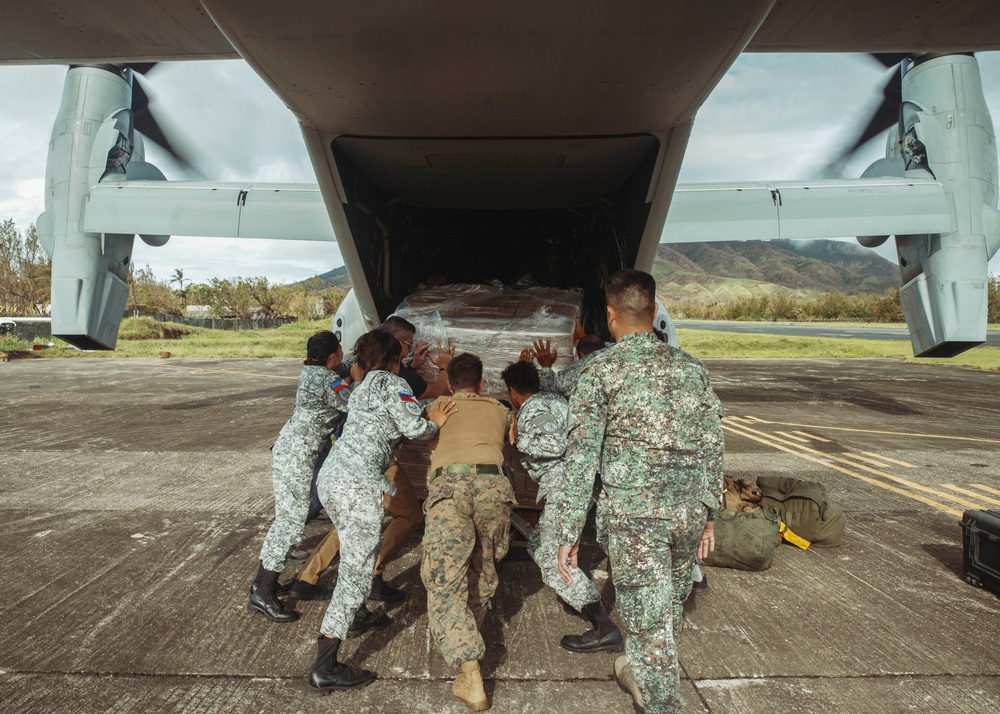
[330,379,348,393]
[529,411,563,434]
[399,392,422,416]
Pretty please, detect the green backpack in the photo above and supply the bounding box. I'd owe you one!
[702,507,782,571]
[756,476,846,548]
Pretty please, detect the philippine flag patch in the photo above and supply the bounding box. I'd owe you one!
[399,392,422,415]
[331,380,348,393]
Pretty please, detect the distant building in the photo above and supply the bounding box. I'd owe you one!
[185,305,213,318]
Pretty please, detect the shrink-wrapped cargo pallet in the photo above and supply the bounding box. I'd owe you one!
[394,283,582,400]
[392,283,583,506]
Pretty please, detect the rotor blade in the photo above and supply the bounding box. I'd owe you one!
[820,66,901,177]
[849,66,902,153]
[130,76,202,176]
[870,53,909,68]
[127,62,158,76]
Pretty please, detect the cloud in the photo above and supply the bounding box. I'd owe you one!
[2,53,999,282]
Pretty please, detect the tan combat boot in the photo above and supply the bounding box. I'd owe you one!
[452,660,489,711]
[614,655,645,711]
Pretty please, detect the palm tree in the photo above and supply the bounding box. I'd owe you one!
[170,269,186,292]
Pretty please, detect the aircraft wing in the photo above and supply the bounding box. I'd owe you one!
[0,2,237,64]
[748,1,1000,53]
[83,176,952,245]
[4,1,1000,66]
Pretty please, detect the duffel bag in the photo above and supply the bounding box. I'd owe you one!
[757,476,846,547]
[702,506,782,571]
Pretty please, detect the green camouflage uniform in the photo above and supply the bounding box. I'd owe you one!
[556,331,724,714]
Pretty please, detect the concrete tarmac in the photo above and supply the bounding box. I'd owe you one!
[674,320,1000,346]
[1,357,999,713]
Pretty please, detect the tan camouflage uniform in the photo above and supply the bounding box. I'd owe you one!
[514,390,602,611]
[556,331,724,714]
[420,393,513,667]
[317,370,439,639]
[259,366,350,572]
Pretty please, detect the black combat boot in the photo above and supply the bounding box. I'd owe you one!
[559,600,623,653]
[308,636,375,695]
[368,574,405,603]
[287,579,334,601]
[347,602,391,638]
[247,562,299,623]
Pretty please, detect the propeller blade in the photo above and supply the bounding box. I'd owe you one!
[127,62,158,76]
[130,75,203,177]
[820,66,902,177]
[848,66,902,153]
[870,53,909,68]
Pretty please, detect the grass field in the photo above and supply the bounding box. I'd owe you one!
[3,317,999,371]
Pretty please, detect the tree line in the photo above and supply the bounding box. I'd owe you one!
[665,283,1000,323]
[3,218,997,324]
[0,219,345,320]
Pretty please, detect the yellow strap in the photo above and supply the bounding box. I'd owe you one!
[779,521,811,550]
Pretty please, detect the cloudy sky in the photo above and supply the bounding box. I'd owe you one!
[2,52,999,284]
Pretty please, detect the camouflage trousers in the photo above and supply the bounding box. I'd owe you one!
[608,501,707,714]
[258,439,318,572]
[420,469,515,666]
[317,481,384,640]
[528,500,601,611]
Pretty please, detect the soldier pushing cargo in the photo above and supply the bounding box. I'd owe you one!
[248,331,351,623]
[421,352,513,712]
[308,329,456,694]
[500,360,623,654]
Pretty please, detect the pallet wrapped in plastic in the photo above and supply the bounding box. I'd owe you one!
[392,283,583,506]
[393,282,583,400]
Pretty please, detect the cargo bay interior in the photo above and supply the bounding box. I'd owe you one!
[332,136,662,336]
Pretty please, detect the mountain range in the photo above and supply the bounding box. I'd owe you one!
[305,239,899,303]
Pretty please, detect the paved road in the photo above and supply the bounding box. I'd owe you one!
[676,320,1000,346]
[1,357,999,713]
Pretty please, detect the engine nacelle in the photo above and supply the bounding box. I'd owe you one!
[36,66,168,350]
[863,55,1000,357]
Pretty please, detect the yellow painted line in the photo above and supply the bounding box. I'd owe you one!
[839,452,896,468]
[941,485,1000,508]
[721,423,962,518]
[970,484,1000,498]
[858,451,918,469]
[723,416,754,425]
[792,431,832,443]
[774,431,811,443]
[722,422,984,510]
[746,418,1000,445]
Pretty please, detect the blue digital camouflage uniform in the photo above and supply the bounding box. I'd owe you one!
[539,350,610,554]
[259,365,351,572]
[317,369,439,640]
[556,331,724,714]
[514,390,602,611]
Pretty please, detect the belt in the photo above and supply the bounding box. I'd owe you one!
[431,463,502,481]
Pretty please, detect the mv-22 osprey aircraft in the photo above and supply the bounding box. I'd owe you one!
[4,2,1000,355]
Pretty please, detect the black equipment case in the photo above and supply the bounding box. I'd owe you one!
[961,510,1000,595]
